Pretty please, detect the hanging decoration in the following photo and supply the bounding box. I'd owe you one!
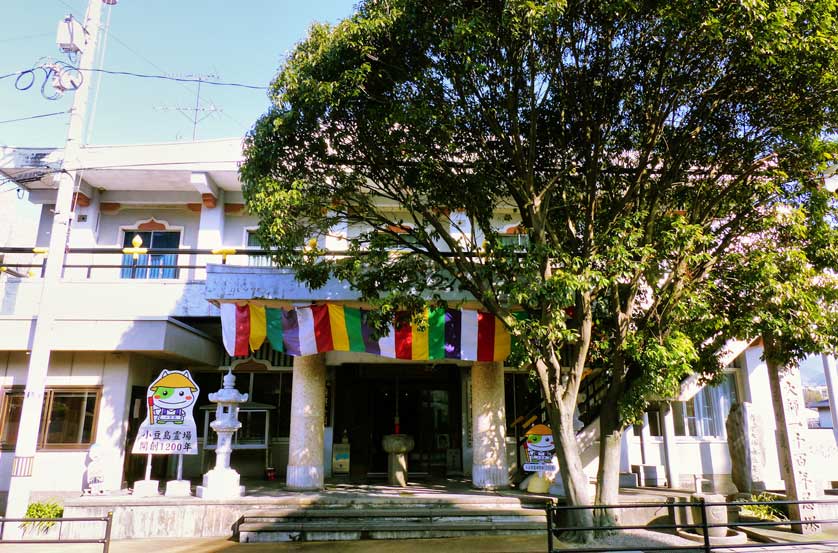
[220,303,511,362]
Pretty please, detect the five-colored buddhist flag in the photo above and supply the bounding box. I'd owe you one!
[220,302,513,363]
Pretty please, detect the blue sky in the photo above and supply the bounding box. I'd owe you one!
[1,0,357,148]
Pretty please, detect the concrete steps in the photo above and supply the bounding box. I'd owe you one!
[236,500,549,542]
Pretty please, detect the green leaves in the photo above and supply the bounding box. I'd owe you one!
[242,0,838,424]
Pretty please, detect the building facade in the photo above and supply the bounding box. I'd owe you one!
[0,139,835,512]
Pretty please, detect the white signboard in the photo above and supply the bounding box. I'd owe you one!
[132,369,200,455]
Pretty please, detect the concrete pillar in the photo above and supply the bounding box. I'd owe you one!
[661,402,680,489]
[286,354,326,490]
[67,186,100,278]
[471,361,508,489]
[619,427,632,472]
[195,182,224,279]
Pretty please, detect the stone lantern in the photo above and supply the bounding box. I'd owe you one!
[197,370,248,499]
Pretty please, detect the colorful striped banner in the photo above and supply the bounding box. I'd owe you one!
[220,303,512,363]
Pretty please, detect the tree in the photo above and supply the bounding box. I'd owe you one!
[241,0,838,526]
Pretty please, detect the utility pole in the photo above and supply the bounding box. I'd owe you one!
[5,0,115,524]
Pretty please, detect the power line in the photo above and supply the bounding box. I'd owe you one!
[81,68,267,90]
[0,32,53,44]
[97,26,249,129]
[0,111,69,125]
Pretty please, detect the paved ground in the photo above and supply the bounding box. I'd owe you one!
[2,533,838,553]
[0,535,550,553]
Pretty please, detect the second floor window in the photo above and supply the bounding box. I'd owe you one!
[246,231,273,267]
[121,230,180,279]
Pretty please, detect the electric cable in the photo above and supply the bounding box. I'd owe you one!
[81,68,266,90]
[0,111,69,125]
[0,32,53,44]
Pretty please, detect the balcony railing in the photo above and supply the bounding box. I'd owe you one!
[0,246,280,280]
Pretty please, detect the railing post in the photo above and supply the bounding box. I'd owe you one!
[698,497,711,553]
[546,504,553,552]
[103,511,113,553]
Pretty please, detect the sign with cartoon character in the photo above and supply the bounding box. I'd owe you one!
[522,423,558,472]
[131,369,200,455]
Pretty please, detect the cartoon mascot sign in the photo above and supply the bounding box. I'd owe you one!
[522,423,558,472]
[132,369,200,455]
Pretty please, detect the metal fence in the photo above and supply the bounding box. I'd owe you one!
[546,498,838,552]
[0,512,112,552]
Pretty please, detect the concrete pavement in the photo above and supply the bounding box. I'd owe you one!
[0,535,550,553]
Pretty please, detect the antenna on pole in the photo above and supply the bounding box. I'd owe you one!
[155,72,223,140]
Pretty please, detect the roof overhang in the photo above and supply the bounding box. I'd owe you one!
[0,316,220,366]
[0,138,244,197]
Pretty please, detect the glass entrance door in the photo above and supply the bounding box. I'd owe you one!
[368,380,452,475]
[334,364,461,480]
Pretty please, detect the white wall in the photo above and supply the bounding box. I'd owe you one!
[0,351,133,492]
[741,346,784,488]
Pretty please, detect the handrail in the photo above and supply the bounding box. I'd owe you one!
[545,497,838,553]
[0,512,112,552]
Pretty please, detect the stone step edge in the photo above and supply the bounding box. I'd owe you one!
[239,508,548,519]
[238,528,548,542]
[237,521,547,533]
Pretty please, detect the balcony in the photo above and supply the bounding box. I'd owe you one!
[0,246,281,320]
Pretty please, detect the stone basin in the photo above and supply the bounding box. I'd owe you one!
[382,434,415,454]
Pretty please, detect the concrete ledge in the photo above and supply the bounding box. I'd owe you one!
[60,492,546,539]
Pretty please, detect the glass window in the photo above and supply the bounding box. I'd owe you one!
[246,231,273,267]
[45,391,97,446]
[0,388,100,450]
[673,374,737,438]
[121,231,180,279]
[498,232,529,251]
[0,392,25,447]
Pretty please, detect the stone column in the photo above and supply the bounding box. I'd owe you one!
[286,354,326,490]
[766,343,820,533]
[471,361,508,489]
[661,403,680,489]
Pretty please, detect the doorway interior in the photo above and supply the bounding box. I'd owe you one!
[334,364,462,480]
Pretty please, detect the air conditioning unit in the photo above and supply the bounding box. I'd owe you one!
[56,15,87,54]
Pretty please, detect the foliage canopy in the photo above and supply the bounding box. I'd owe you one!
[242,0,838,508]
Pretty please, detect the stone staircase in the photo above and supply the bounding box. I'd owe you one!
[235,494,550,542]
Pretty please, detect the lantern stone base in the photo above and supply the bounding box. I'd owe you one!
[165,479,192,497]
[132,480,159,497]
[196,468,245,499]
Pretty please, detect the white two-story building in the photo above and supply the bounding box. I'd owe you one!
[0,138,835,513]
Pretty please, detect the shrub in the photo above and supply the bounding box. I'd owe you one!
[738,493,787,522]
[20,501,64,534]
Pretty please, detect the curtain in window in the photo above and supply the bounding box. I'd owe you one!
[121,231,180,279]
[673,374,737,438]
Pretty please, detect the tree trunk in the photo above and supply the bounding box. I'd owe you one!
[547,403,594,541]
[595,401,624,527]
[595,339,627,525]
[763,336,821,534]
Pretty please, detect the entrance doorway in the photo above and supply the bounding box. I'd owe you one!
[334,364,462,480]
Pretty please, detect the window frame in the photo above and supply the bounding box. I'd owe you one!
[0,386,102,451]
[120,228,183,280]
[673,372,737,440]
